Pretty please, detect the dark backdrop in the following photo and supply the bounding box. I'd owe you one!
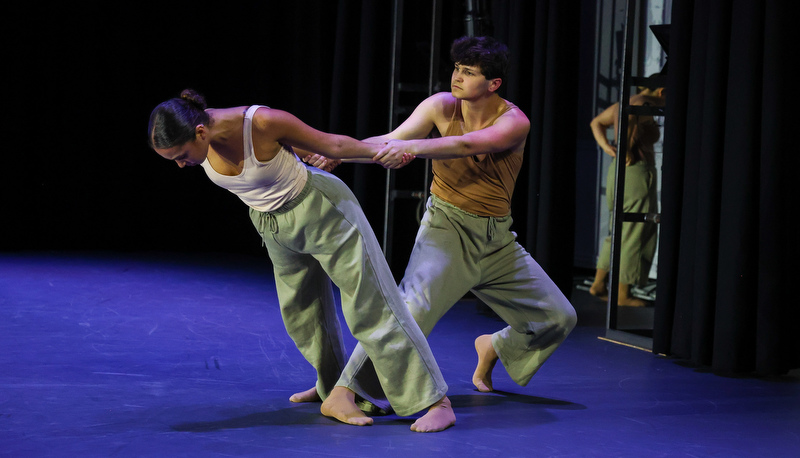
[4,2,351,256]
[654,0,798,376]
[3,0,582,296]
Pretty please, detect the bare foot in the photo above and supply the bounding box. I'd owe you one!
[618,284,647,307]
[289,386,321,403]
[320,386,373,426]
[618,296,648,307]
[589,282,608,301]
[410,396,456,432]
[473,334,498,392]
[590,269,609,301]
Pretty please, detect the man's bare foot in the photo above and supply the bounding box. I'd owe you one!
[289,386,321,403]
[320,386,373,426]
[473,334,498,392]
[410,396,456,432]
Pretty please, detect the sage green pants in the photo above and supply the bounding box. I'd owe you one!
[339,194,577,411]
[249,167,447,416]
[597,159,659,286]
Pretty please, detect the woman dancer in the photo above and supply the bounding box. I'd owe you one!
[147,89,455,432]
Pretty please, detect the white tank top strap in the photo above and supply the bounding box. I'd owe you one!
[242,105,263,164]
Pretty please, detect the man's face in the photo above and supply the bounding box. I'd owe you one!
[450,62,489,99]
[451,63,495,99]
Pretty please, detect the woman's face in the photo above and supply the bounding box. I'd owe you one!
[154,130,209,168]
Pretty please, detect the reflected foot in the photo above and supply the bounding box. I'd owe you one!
[589,282,609,301]
[618,296,648,307]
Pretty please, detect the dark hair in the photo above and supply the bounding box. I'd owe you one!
[450,36,509,81]
[147,89,210,149]
[637,72,665,93]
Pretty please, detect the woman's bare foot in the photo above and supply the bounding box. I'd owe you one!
[618,295,648,307]
[410,396,456,432]
[320,386,373,426]
[289,386,321,403]
[473,334,498,392]
[589,284,608,301]
[618,284,647,307]
[590,290,609,302]
[590,268,609,300]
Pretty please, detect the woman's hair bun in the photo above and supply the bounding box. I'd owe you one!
[180,89,207,110]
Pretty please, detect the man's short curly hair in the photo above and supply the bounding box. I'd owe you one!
[450,36,509,80]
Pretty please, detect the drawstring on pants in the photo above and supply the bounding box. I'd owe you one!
[252,212,279,247]
[487,217,497,242]
[250,169,314,244]
[252,210,279,236]
[266,213,278,234]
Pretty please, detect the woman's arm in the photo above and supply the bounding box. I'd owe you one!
[590,103,619,158]
[249,107,405,165]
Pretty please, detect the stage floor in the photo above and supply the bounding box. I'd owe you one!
[1,252,798,457]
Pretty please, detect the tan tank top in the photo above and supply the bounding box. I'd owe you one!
[429,101,522,217]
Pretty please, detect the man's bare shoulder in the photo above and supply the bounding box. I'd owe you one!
[429,91,458,104]
[425,92,458,120]
[500,100,531,128]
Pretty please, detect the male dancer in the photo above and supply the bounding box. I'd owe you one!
[306,36,577,413]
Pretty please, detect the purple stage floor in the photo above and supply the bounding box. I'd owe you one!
[1,252,798,457]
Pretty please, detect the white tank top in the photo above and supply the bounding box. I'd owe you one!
[200,105,308,212]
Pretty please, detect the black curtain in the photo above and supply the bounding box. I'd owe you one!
[323,1,395,235]
[654,0,798,376]
[497,1,580,296]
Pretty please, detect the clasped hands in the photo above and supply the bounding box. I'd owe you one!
[301,140,416,171]
[373,140,415,169]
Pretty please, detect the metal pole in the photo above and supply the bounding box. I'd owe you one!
[606,0,636,330]
[383,0,404,260]
[423,0,441,202]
